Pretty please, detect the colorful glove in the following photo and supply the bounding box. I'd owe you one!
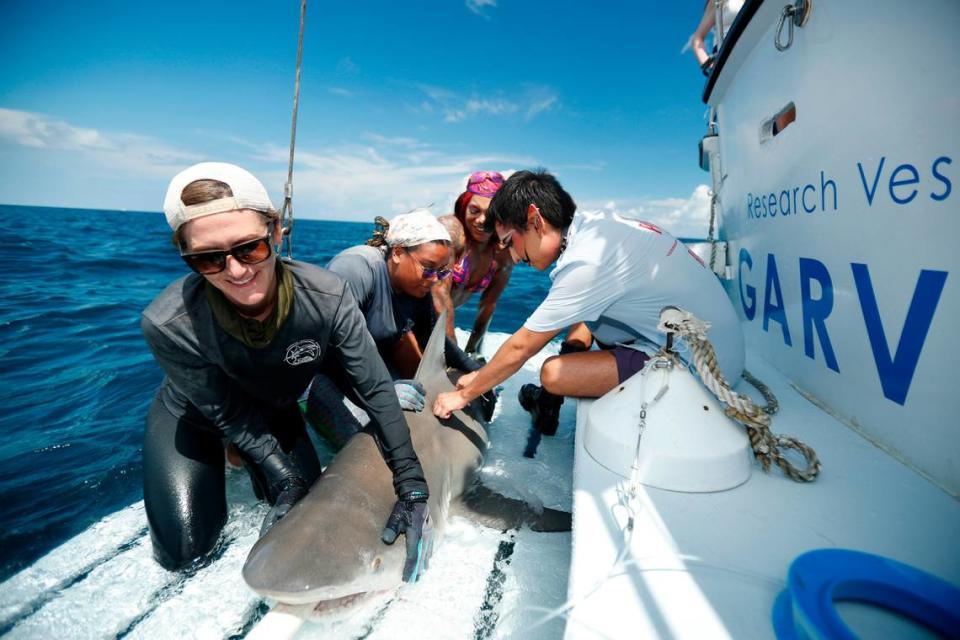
[381,491,434,583]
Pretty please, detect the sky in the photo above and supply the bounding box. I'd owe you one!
[0,0,716,236]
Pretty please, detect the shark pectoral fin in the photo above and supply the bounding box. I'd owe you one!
[453,484,572,533]
[450,495,522,531]
[528,507,573,533]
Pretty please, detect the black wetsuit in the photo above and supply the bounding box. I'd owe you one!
[141,259,427,570]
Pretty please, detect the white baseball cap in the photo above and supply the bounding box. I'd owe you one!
[163,162,275,232]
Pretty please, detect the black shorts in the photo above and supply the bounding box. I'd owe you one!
[605,345,651,383]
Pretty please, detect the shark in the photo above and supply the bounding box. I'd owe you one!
[242,312,569,616]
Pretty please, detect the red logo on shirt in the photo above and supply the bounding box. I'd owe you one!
[633,221,663,234]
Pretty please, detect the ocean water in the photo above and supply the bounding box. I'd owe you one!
[0,204,553,582]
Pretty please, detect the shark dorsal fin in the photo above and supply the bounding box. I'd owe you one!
[415,310,449,393]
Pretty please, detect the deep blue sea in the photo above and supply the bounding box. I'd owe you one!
[0,204,552,581]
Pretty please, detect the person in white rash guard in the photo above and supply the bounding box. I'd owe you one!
[432,169,744,433]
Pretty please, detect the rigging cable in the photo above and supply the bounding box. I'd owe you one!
[280,0,307,258]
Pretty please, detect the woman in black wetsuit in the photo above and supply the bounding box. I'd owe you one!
[141,162,432,581]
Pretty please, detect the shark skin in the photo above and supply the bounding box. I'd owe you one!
[242,312,492,608]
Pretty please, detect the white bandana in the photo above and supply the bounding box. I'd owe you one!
[385,209,451,247]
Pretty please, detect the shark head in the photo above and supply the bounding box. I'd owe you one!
[242,312,484,612]
[242,447,409,606]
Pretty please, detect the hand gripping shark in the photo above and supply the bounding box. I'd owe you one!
[242,312,570,619]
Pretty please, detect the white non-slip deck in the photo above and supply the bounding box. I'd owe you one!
[565,353,960,639]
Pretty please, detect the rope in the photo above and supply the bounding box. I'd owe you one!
[279,0,307,259]
[742,368,779,415]
[658,308,820,482]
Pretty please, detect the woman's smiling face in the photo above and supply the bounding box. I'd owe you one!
[463,195,493,242]
[180,209,280,317]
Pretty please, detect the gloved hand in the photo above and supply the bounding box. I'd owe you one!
[259,452,310,537]
[394,379,426,412]
[381,491,434,583]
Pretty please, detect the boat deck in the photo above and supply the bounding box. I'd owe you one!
[566,352,960,639]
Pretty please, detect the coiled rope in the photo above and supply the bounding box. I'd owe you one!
[658,308,821,482]
[279,0,307,259]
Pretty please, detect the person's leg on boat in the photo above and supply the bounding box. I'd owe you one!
[518,323,594,435]
[143,393,228,571]
[143,393,321,571]
[520,323,651,436]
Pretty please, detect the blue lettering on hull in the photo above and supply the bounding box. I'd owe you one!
[738,249,948,405]
[748,153,952,220]
[852,265,948,405]
[799,258,839,372]
[763,254,792,346]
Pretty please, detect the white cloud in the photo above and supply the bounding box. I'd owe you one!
[446,98,518,122]
[255,140,532,221]
[415,84,558,124]
[581,184,712,238]
[328,86,356,98]
[417,83,457,102]
[526,94,558,120]
[443,109,467,124]
[466,0,497,18]
[0,108,532,220]
[0,107,199,176]
[362,132,425,148]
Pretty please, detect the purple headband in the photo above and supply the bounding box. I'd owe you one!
[466,171,504,198]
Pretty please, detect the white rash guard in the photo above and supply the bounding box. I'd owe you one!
[525,210,745,383]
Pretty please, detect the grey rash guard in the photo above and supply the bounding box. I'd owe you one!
[328,245,479,373]
[140,259,427,498]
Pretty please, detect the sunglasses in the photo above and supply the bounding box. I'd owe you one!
[180,228,275,275]
[468,171,503,186]
[497,228,531,266]
[408,252,451,281]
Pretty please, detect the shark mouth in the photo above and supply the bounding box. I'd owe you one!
[301,588,395,620]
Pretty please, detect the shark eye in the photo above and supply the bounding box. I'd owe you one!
[371,557,382,571]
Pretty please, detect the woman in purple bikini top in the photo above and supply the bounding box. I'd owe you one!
[433,171,515,357]
[450,250,498,293]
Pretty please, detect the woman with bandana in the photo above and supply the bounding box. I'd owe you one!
[307,210,495,446]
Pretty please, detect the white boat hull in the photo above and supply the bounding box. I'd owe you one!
[707,0,959,495]
[566,2,960,637]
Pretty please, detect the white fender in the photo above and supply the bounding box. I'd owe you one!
[584,357,752,492]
